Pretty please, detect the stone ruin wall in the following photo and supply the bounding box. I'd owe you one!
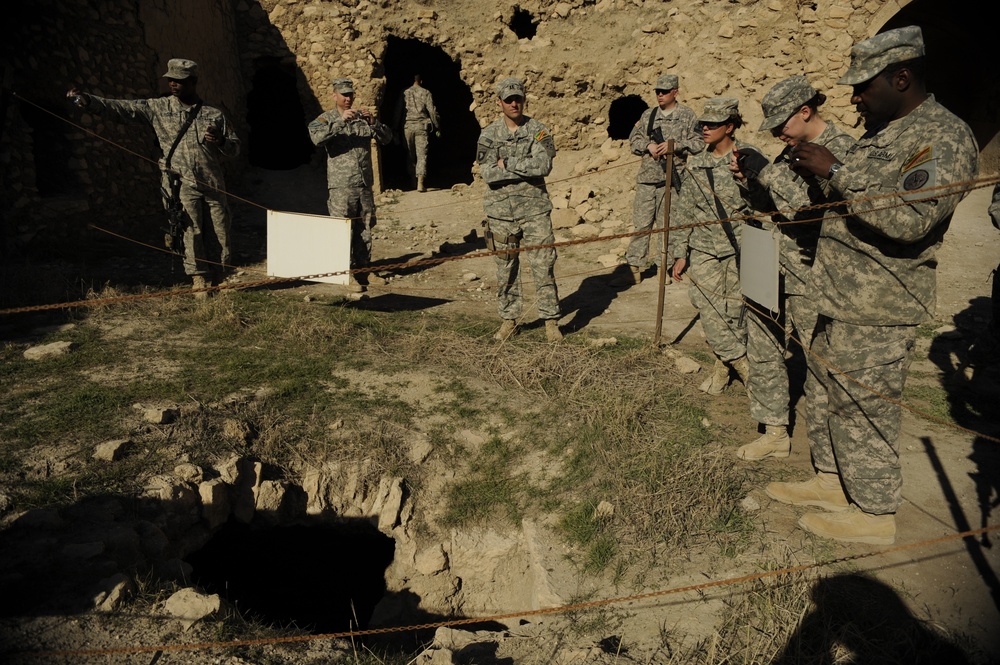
[245,0,883,155]
[2,0,244,253]
[4,0,997,252]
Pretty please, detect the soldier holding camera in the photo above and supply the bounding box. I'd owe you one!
[610,74,702,288]
[309,77,392,290]
[729,76,855,462]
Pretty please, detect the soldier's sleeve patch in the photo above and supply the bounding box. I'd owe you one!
[900,146,935,202]
[902,146,932,172]
[534,129,548,142]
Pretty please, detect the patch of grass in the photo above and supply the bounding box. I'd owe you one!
[442,435,523,525]
[903,383,954,425]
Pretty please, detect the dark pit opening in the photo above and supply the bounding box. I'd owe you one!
[246,56,314,170]
[185,520,395,633]
[607,95,649,140]
[378,36,478,191]
[509,7,539,40]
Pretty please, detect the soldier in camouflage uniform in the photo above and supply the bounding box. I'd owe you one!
[731,76,855,462]
[609,74,702,288]
[394,74,440,192]
[767,26,979,544]
[968,184,1000,369]
[308,77,392,288]
[670,98,765,394]
[68,59,240,295]
[477,77,562,343]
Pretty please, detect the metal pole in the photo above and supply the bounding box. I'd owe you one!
[653,140,675,347]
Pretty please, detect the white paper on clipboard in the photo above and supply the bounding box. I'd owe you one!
[740,224,780,312]
[266,210,352,285]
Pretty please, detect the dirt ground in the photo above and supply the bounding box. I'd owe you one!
[2,151,998,663]
[238,152,1000,660]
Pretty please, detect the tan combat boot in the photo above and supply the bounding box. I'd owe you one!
[699,358,730,395]
[609,265,642,288]
[798,504,896,545]
[192,274,209,301]
[731,355,750,386]
[545,319,563,342]
[736,425,790,461]
[494,319,518,341]
[417,176,426,192]
[765,471,849,512]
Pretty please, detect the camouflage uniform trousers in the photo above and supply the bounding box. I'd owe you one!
[175,179,231,277]
[746,289,819,427]
[687,248,746,362]
[327,186,376,267]
[807,316,916,514]
[403,122,431,179]
[489,212,560,321]
[625,182,666,268]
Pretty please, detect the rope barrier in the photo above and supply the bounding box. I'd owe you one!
[5,94,999,660]
[15,523,997,659]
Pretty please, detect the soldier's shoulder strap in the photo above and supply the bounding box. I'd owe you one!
[164,101,203,171]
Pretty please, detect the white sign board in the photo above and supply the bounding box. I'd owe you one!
[266,210,351,285]
[740,224,780,312]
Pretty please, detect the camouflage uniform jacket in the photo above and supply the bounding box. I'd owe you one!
[738,122,855,295]
[813,95,979,325]
[399,85,440,129]
[672,139,764,259]
[629,103,703,185]
[87,94,239,190]
[477,116,556,221]
[989,184,1000,229]
[308,111,392,189]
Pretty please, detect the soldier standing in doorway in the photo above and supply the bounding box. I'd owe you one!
[394,74,440,192]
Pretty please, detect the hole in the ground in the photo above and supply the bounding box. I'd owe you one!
[185,520,395,633]
[607,94,649,140]
[509,7,539,40]
[378,36,478,191]
[246,56,314,170]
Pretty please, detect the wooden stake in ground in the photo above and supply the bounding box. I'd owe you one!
[653,140,675,347]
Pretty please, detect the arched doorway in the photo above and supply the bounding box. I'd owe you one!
[245,57,313,170]
[377,36,478,191]
[877,1,1000,170]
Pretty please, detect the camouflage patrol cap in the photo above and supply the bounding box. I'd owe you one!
[332,77,355,94]
[699,97,740,123]
[496,77,525,100]
[759,76,817,131]
[838,25,925,85]
[162,59,198,80]
[655,74,678,91]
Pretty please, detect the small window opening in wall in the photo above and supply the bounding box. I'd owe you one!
[607,95,649,141]
[509,7,539,40]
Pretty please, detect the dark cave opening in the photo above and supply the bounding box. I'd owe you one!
[245,57,314,170]
[377,36,479,191]
[607,94,649,141]
[508,7,539,40]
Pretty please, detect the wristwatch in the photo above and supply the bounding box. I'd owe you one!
[827,162,843,179]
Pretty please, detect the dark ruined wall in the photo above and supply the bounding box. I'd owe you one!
[1,0,245,257]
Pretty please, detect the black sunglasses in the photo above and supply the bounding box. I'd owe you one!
[700,121,727,129]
